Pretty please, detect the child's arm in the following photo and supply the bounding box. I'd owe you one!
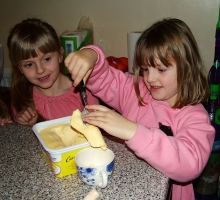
[65,45,137,113]
[125,106,215,182]
[64,48,98,87]
[15,107,38,126]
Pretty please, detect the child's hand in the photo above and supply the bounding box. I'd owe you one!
[0,118,13,126]
[16,107,38,126]
[64,48,98,87]
[82,104,138,141]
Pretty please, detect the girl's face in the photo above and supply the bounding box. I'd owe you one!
[18,48,63,90]
[142,57,178,106]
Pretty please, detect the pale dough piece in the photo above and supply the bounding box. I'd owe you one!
[70,109,107,150]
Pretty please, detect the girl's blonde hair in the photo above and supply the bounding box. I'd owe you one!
[133,18,209,109]
[7,18,64,122]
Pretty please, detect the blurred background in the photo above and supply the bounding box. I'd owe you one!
[0,0,219,74]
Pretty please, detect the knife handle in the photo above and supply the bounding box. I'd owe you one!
[79,80,87,105]
[79,80,85,92]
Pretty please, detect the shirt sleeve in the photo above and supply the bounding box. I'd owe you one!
[81,45,140,113]
[126,105,215,182]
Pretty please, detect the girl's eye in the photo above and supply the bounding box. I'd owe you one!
[158,68,166,73]
[44,56,51,62]
[141,67,148,72]
[23,63,33,68]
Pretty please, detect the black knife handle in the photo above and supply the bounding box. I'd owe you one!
[79,80,85,92]
[79,80,87,105]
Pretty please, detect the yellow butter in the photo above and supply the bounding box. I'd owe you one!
[39,123,87,149]
[70,109,107,150]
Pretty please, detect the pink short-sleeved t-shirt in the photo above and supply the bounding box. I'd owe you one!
[33,86,99,120]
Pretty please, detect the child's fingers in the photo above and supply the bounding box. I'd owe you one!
[1,119,13,125]
[67,64,84,87]
[16,107,36,124]
[26,107,36,117]
[85,104,110,112]
[64,52,74,67]
[82,105,113,125]
[22,111,34,121]
[65,50,94,86]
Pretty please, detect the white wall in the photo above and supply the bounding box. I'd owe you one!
[0,0,219,74]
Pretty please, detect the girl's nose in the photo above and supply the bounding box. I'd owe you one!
[36,63,45,74]
[146,68,157,83]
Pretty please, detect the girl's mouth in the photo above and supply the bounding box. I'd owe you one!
[150,85,162,91]
[38,75,50,82]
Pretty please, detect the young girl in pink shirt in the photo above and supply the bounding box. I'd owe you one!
[65,18,215,200]
[6,18,99,126]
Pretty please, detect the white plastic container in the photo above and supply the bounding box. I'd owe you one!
[32,116,90,178]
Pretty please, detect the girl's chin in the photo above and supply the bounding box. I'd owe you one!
[153,98,163,102]
[151,95,162,100]
[34,84,53,90]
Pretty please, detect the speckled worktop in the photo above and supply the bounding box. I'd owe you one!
[0,123,169,200]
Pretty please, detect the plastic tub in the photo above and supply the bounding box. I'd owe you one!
[32,116,90,178]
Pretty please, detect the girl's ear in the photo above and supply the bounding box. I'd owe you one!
[59,47,64,63]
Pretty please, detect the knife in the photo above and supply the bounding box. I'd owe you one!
[79,80,89,116]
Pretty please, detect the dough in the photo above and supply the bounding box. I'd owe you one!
[70,109,107,150]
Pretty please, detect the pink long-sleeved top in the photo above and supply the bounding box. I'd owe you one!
[83,45,215,200]
[33,86,99,120]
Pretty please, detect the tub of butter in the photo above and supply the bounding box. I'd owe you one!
[32,116,90,178]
